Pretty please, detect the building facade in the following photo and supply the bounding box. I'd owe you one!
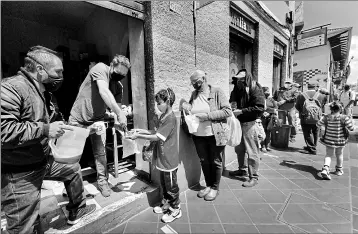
[1,1,291,191]
[293,27,353,99]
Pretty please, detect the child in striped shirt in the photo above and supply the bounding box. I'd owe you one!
[317,101,354,180]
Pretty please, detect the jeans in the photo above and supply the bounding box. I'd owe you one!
[160,169,180,209]
[278,108,297,139]
[261,116,271,148]
[90,131,109,184]
[234,121,260,180]
[301,124,318,152]
[69,120,109,183]
[1,157,86,234]
[192,135,225,190]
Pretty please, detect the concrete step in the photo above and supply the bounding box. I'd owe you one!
[1,169,160,234]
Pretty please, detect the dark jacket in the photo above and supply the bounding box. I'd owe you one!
[273,87,300,110]
[229,84,265,123]
[189,85,232,146]
[1,68,54,173]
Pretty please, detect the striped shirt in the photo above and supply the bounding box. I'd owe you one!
[317,114,354,148]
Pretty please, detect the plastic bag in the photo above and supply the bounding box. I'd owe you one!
[183,111,200,134]
[119,131,140,158]
[227,115,242,147]
[142,140,156,162]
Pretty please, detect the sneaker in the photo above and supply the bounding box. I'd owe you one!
[266,147,271,152]
[161,207,182,223]
[153,202,170,214]
[261,147,267,153]
[97,181,112,197]
[67,204,96,225]
[290,138,296,143]
[335,167,344,176]
[197,187,211,198]
[242,178,258,187]
[321,166,331,180]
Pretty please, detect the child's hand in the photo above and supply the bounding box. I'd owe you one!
[125,132,138,140]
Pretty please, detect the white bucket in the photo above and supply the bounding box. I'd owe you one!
[49,126,90,164]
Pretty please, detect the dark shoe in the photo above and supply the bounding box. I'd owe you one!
[67,204,96,225]
[98,181,111,197]
[204,189,218,201]
[242,178,258,188]
[197,187,211,198]
[229,170,248,177]
[229,170,249,181]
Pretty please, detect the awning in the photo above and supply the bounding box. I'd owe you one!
[328,27,353,70]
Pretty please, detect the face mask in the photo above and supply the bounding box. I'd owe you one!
[42,68,63,92]
[44,79,63,92]
[193,79,203,91]
[236,80,246,91]
[111,72,126,81]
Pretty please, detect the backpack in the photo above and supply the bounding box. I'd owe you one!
[301,92,322,124]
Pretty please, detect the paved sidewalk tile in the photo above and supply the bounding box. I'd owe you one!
[104,134,357,234]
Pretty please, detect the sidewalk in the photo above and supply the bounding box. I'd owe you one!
[108,130,357,234]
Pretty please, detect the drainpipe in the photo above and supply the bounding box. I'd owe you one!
[193,1,197,67]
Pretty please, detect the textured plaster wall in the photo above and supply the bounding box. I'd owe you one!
[144,1,290,190]
[144,1,235,190]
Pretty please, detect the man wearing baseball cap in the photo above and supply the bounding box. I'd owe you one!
[295,80,325,155]
[273,80,300,143]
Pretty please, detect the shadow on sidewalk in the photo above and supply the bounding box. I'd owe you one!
[280,160,323,180]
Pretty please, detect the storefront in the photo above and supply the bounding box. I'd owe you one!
[229,5,256,85]
[273,39,285,92]
[1,1,149,176]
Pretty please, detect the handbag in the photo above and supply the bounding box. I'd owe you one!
[181,110,190,135]
[142,140,156,162]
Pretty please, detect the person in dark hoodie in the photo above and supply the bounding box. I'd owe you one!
[229,69,265,187]
[1,46,96,233]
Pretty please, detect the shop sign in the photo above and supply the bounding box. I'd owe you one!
[274,41,284,56]
[296,27,327,51]
[230,9,255,39]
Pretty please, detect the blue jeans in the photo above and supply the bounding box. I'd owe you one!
[234,121,260,179]
[1,157,86,234]
[90,132,109,184]
[69,120,108,184]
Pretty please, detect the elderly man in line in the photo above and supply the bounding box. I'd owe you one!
[273,80,300,143]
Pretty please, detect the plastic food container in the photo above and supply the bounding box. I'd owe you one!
[49,126,90,164]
